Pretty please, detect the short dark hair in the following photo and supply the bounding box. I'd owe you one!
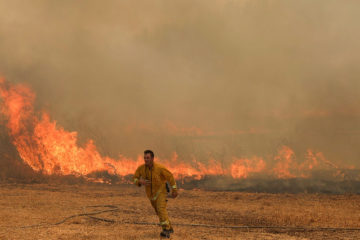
[144,150,154,158]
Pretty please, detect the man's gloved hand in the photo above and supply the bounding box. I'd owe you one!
[171,190,178,198]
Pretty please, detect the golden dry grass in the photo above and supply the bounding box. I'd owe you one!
[0,183,359,240]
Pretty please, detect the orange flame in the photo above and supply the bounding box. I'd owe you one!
[273,146,297,178]
[231,157,266,178]
[0,78,353,182]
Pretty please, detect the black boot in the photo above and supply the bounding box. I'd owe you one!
[160,229,171,238]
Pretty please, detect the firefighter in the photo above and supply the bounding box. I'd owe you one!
[133,150,178,238]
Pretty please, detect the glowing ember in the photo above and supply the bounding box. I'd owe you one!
[0,78,351,182]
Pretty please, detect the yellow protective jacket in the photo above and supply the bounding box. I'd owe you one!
[133,163,177,201]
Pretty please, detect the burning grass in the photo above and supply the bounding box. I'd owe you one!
[0,78,357,184]
[0,183,359,239]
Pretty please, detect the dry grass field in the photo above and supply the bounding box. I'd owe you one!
[0,183,359,240]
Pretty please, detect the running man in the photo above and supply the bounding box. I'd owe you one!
[133,150,178,238]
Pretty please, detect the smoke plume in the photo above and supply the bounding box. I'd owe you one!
[0,1,359,185]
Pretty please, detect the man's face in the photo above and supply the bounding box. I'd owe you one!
[144,153,154,167]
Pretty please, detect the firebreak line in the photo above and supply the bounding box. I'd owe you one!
[90,216,360,232]
[7,205,360,232]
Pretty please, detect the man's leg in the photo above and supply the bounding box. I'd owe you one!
[155,193,172,231]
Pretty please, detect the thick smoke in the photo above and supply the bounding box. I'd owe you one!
[0,0,360,169]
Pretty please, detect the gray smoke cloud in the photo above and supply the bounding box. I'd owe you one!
[0,0,359,167]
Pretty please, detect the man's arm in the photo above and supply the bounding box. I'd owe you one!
[161,167,178,197]
[133,166,151,187]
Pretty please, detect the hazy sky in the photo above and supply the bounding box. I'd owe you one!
[0,0,359,166]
